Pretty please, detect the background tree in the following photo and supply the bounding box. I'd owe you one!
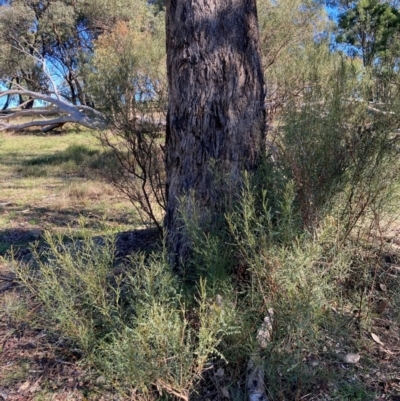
[258,0,330,120]
[336,0,400,67]
[0,0,132,108]
[86,2,167,230]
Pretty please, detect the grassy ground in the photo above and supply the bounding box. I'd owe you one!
[0,126,141,400]
[0,126,141,256]
[1,126,400,401]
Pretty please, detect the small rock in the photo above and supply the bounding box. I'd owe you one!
[96,376,106,384]
[342,353,360,364]
[379,283,387,292]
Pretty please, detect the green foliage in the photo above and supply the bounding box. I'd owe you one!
[86,2,166,117]
[85,4,167,229]
[95,276,235,399]
[264,42,400,232]
[258,0,331,118]
[0,0,140,105]
[15,231,236,399]
[223,173,398,399]
[16,231,118,351]
[149,0,166,12]
[332,381,375,400]
[337,0,400,67]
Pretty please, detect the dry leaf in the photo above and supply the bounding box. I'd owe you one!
[18,381,31,392]
[379,284,387,292]
[371,332,384,345]
[342,353,360,364]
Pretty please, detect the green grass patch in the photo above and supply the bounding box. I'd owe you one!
[0,128,140,256]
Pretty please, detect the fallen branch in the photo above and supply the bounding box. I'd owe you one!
[247,309,274,401]
[0,108,64,120]
[0,43,108,132]
[0,89,108,132]
[367,104,396,115]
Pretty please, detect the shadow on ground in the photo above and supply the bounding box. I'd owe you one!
[0,225,161,261]
[1,204,135,230]
[0,144,115,180]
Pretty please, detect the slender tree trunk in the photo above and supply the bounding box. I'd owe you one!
[16,77,24,106]
[24,98,35,109]
[165,0,266,265]
[1,79,13,111]
[67,74,78,105]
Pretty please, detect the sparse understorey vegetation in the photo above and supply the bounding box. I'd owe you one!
[1,0,400,400]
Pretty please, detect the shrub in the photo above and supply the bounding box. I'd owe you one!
[223,177,393,399]
[14,231,236,400]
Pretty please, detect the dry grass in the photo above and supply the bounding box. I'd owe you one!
[0,126,143,400]
[0,125,140,256]
[0,289,105,401]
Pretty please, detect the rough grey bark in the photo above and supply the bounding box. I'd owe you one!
[165,0,266,265]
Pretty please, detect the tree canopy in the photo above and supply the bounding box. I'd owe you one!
[0,0,135,108]
[336,0,400,67]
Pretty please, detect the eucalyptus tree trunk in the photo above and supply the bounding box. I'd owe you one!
[165,0,266,266]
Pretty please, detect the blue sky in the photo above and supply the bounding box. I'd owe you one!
[326,4,340,21]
